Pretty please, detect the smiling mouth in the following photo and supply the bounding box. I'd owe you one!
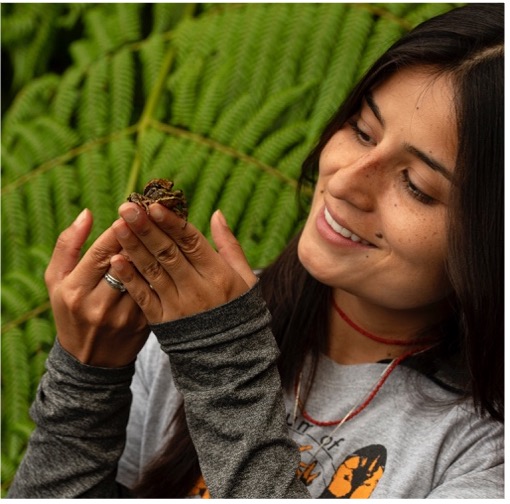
[324,208,373,246]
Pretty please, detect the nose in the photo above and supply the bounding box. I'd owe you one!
[327,151,386,212]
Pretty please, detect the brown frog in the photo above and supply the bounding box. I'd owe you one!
[128,178,188,220]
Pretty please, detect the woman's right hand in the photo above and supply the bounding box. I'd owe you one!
[44,209,150,368]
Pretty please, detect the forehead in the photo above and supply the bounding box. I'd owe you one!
[370,67,458,168]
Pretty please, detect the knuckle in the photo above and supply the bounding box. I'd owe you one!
[141,260,164,280]
[87,305,106,326]
[88,244,110,264]
[179,232,201,255]
[44,267,53,287]
[154,244,180,266]
[136,225,152,238]
[66,290,89,315]
[131,288,152,311]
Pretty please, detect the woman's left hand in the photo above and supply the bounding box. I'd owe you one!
[109,202,258,324]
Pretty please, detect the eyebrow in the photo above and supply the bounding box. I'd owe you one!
[404,144,453,181]
[365,92,384,126]
[364,91,453,181]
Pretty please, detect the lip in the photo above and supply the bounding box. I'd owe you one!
[316,206,375,248]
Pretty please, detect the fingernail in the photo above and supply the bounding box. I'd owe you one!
[74,208,88,225]
[216,209,228,227]
[123,206,139,223]
[150,204,164,222]
[110,257,124,273]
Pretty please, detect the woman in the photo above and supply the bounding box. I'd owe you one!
[8,3,503,499]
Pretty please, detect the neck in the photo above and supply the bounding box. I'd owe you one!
[327,289,447,365]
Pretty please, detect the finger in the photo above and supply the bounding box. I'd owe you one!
[112,216,183,292]
[211,210,258,287]
[109,253,164,323]
[102,268,128,295]
[45,209,93,285]
[147,203,218,274]
[118,203,206,283]
[71,220,124,289]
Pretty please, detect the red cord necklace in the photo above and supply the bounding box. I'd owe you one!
[292,299,436,429]
[293,347,428,428]
[331,296,438,347]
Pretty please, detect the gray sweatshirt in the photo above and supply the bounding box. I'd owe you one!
[8,284,504,498]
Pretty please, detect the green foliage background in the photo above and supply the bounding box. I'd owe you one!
[1,2,460,494]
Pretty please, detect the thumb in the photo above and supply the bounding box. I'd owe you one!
[45,209,93,285]
[211,210,257,288]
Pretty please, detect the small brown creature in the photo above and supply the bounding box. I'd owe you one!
[128,178,188,220]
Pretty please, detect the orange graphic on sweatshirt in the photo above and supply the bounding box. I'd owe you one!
[320,444,386,498]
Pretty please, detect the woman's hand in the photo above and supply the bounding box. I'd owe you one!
[45,209,150,367]
[109,203,258,324]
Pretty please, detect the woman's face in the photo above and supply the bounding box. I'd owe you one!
[298,67,457,310]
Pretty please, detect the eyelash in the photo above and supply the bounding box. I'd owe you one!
[348,119,373,145]
[401,170,434,205]
[347,119,435,205]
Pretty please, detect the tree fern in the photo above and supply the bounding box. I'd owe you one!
[1,4,461,494]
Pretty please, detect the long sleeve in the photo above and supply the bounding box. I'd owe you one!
[150,282,310,499]
[7,340,134,498]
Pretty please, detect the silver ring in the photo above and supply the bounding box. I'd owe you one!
[104,272,126,292]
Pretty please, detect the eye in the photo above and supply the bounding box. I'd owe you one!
[401,170,435,205]
[347,119,375,146]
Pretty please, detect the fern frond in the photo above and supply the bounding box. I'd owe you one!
[256,184,300,267]
[188,151,234,233]
[110,48,136,131]
[168,140,212,197]
[216,121,308,233]
[237,142,311,265]
[1,327,32,432]
[231,81,316,153]
[24,172,56,250]
[356,17,406,80]
[405,3,458,28]
[2,74,60,143]
[2,271,48,308]
[1,284,33,322]
[50,164,81,232]
[28,244,53,279]
[107,136,136,202]
[83,6,118,54]
[51,67,84,125]
[244,4,292,100]
[151,3,190,34]
[78,58,109,140]
[139,36,167,104]
[1,142,32,182]
[266,4,316,97]
[77,148,116,244]
[33,116,80,154]
[69,39,99,68]
[24,318,55,364]
[168,56,206,127]
[1,5,37,45]
[190,57,236,136]
[308,7,375,140]
[144,135,188,183]
[209,93,261,144]
[137,128,168,184]
[1,189,29,272]
[114,3,143,44]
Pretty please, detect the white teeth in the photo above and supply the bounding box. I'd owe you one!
[324,208,370,245]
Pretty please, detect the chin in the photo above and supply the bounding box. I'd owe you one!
[297,234,331,286]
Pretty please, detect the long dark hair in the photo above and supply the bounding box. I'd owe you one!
[134,4,504,497]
